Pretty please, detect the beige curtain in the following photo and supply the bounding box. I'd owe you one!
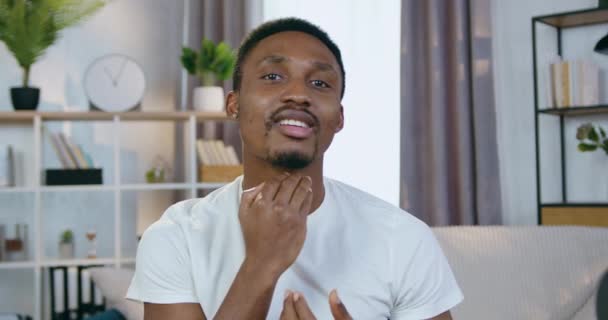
[400,0,502,225]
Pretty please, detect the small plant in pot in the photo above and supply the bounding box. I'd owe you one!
[59,229,74,259]
[576,123,608,156]
[0,0,104,111]
[181,39,236,112]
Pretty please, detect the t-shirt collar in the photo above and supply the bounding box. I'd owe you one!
[235,175,329,222]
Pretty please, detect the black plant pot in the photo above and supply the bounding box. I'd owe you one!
[10,87,40,111]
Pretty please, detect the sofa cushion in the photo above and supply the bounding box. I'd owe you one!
[432,226,608,320]
[88,267,143,320]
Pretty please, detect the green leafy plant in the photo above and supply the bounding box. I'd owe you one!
[181,39,236,86]
[576,123,608,155]
[0,0,105,87]
[145,167,165,183]
[60,229,73,243]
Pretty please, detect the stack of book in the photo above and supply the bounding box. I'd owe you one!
[547,59,600,108]
[196,139,242,182]
[49,133,94,169]
[196,139,240,165]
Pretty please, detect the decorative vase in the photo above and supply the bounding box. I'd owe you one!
[10,87,40,111]
[193,86,224,112]
[59,242,74,259]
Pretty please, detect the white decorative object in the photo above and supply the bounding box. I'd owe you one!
[0,224,5,261]
[0,145,14,187]
[85,228,97,259]
[193,86,224,112]
[83,54,146,112]
[59,242,74,259]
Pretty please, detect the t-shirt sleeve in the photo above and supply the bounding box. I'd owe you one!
[390,224,463,320]
[126,208,199,304]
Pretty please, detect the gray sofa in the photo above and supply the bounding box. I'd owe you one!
[92,226,608,320]
[433,226,608,320]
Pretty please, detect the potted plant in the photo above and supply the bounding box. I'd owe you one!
[145,155,170,183]
[0,0,104,110]
[59,229,74,259]
[181,39,236,112]
[576,123,608,156]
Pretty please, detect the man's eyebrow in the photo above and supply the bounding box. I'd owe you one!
[257,55,287,65]
[312,61,338,75]
[257,55,338,75]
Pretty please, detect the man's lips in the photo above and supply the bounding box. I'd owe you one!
[270,108,318,139]
[276,122,314,139]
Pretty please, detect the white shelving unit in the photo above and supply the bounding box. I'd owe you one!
[0,110,233,320]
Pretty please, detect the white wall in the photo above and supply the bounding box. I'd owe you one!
[0,1,182,111]
[263,0,402,205]
[493,0,608,225]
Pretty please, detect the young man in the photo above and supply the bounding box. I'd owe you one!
[127,18,463,319]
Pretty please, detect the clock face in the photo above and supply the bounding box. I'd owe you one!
[84,54,146,112]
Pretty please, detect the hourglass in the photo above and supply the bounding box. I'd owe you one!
[85,228,97,259]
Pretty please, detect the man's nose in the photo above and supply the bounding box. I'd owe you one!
[280,80,311,107]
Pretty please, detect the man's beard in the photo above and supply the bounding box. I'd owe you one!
[268,151,313,170]
[262,105,320,169]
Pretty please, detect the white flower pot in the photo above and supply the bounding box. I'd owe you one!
[59,242,74,259]
[193,86,225,112]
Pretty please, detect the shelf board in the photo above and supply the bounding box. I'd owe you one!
[121,182,227,190]
[541,203,608,207]
[537,105,608,116]
[534,7,608,28]
[38,182,228,192]
[541,205,608,227]
[195,182,229,189]
[0,258,136,269]
[41,257,136,267]
[41,257,125,267]
[0,111,233,123]
[0,187,36,193]
[0,261,36,269]
[121,183,193,191]
[40,184,114,192]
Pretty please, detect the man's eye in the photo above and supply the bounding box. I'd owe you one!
[311,80,330,88]
[261,73,282,80]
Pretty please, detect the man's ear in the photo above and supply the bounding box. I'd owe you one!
[225,91,239,117]
[335,105,344,133]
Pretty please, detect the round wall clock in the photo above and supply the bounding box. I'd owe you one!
[83,54,146,112]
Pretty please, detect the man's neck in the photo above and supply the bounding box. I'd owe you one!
[241,155,325,214]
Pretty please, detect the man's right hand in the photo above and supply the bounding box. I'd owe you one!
[239,173,313,278]
[280,290,353,320]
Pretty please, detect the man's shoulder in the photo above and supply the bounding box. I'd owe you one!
[325,177,429,234]
[146,176,242,232]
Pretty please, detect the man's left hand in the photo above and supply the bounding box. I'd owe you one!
[280,289,353,320]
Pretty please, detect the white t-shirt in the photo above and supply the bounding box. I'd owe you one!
[127,176,463,319]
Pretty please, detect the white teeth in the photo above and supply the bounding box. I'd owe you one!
[278,119,310,128]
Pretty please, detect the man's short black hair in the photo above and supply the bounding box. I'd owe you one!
[232,17,346,98]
